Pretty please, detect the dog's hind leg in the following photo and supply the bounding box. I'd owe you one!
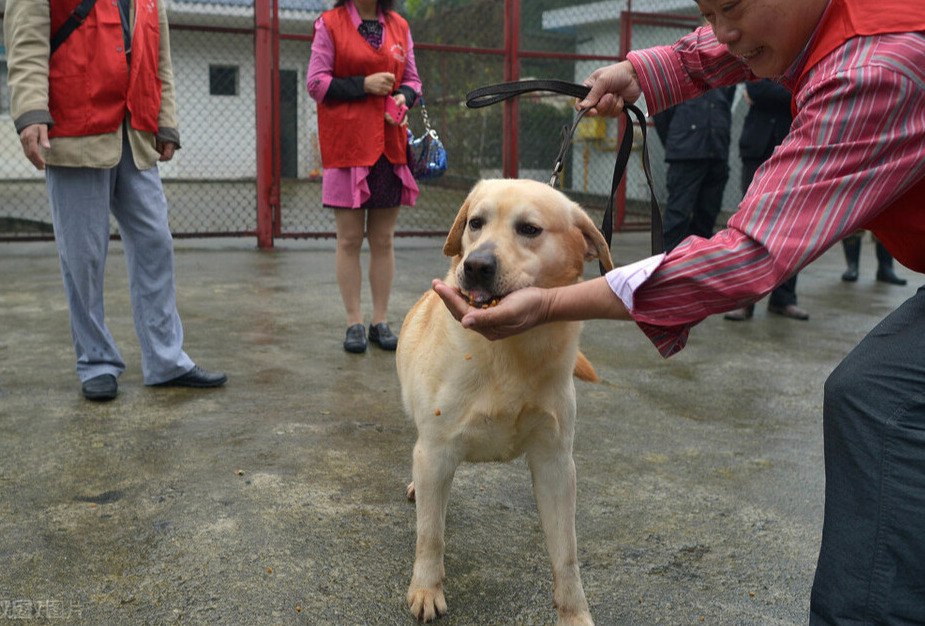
[407,439,457,622]
[526,444,594,626]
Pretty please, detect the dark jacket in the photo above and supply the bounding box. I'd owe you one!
[653,86,735,162]
[738,80,793,161]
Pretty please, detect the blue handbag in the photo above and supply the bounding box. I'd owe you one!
[406,97,447,180]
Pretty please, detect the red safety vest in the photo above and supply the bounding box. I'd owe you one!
[316,7,409,168]
[795,0,925,271]
[48,0,161,137]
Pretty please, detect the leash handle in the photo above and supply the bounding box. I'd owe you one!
[466,79,592,108]
[465,80,664,268]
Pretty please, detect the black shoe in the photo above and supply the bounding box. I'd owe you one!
[841,264,859,282]
[767,304,810,320]
[344,324,367,353]
[841,236,861,281]
[82,374,118,401]
[368,323,398,350]
[876,268,907,286]
[154,365,227,388]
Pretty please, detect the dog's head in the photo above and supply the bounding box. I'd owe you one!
[443,179,614,307]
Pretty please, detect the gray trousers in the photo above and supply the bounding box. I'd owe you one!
[811,285,925,625]
[45,135,194,385]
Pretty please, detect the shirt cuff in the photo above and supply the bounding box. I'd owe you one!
[157,126,180,149]
[14,110,55,135]
[604,253,666,313]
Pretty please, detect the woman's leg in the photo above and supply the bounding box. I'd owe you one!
[334,209,367,327]
[366,206,400,326]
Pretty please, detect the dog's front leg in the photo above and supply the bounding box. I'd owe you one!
[527,445,594,626]
[407,439,457,622]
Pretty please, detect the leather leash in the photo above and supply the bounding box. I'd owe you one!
[466,79,664,272]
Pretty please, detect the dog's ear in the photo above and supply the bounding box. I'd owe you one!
[443,193,472,258]
[574,208,614,271]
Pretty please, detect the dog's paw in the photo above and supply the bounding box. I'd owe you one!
[406,481,415,501]
[407,585,446,622]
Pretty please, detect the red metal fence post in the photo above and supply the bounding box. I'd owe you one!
[254,0,278,249]
[502,0,520,179]
[613,11,638,234]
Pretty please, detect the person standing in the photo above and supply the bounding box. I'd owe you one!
[725,79,809,321]
[307,0,422,354]
[4,0,227,401]
[653,86,736,252]
[433,0,925,622]
[840,231,907,285]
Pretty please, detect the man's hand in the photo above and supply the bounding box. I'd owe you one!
[578,60,642,118]
[19,124,50,170]
[432,279,550,341]
[156,141,177,162]
[433,275,632,341]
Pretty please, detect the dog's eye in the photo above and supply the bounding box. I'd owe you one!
[468,218,483,231]
[517,223,542,238]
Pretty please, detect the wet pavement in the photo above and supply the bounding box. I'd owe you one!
[0,231,921,625]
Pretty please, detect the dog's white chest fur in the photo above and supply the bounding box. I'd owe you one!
[422,339,576,463]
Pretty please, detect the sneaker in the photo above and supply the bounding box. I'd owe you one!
[344,324,367,353]
[368,323,398,351]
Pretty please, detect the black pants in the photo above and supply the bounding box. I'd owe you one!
[662,158,729,253]
[811,286,925,624]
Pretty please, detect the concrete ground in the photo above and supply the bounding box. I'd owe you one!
[1,231,921,625]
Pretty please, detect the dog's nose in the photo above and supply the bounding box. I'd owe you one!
[463,250,497,286]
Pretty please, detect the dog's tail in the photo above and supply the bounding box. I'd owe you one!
[573,351,599,383]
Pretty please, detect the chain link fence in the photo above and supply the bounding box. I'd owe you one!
[1,1,747,246]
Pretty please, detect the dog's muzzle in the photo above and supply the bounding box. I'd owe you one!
[461,247,504,307]
[463,248,497,288]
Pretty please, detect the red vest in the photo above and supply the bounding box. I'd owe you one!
[48,0,162,137]
[316,7,409,168]
[796,0,925,271]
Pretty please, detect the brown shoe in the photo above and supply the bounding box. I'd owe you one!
[767,304,809,321]
[724,305,754,321]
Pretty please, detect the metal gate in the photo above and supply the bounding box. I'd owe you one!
[0,1,708,247]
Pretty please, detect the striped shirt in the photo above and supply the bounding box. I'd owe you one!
[608,25,925,358]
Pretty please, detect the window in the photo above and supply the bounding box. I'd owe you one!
[209,65,238,96]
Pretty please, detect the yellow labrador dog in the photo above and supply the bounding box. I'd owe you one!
[396,179,613,625]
